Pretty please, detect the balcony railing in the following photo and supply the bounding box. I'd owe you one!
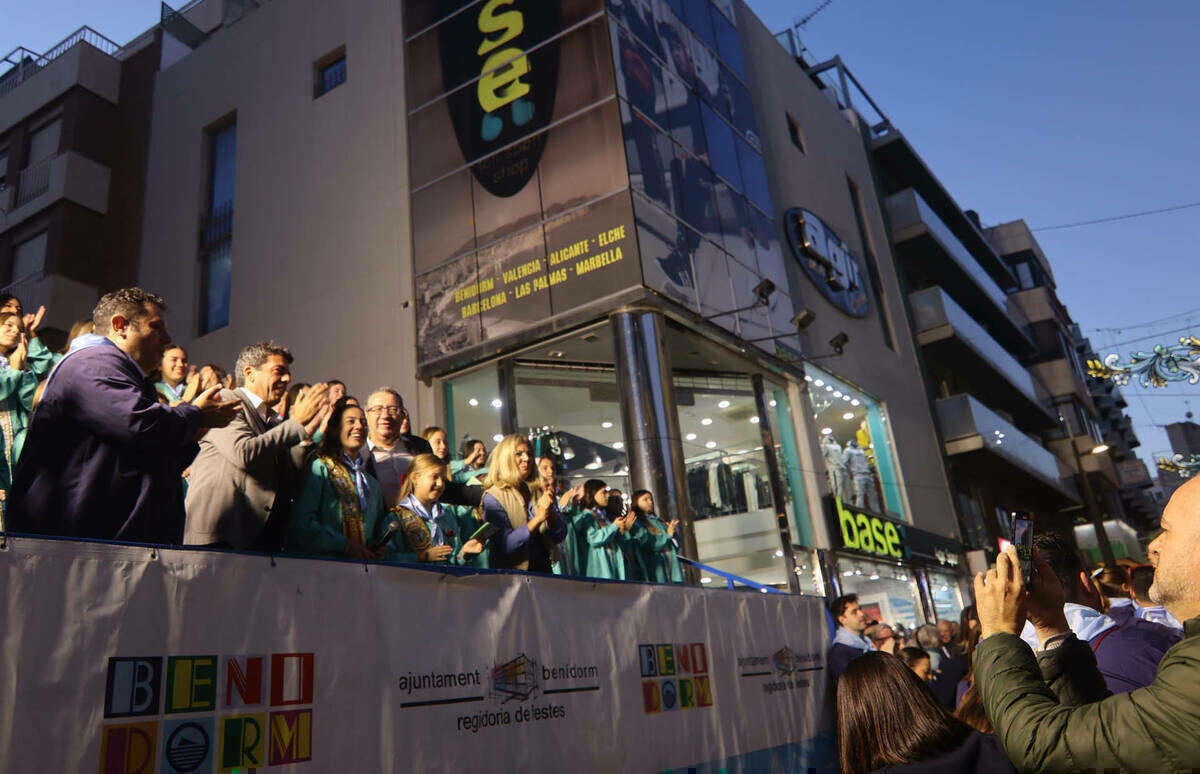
[0,26,123,99]
[13,154,55,209]
[936,394,1064,489]
[910,287,1042,406]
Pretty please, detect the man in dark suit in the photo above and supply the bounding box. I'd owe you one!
[7,288,240,543]
[183,342,329,550]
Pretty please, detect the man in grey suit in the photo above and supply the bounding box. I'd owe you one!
[183,341,329,550]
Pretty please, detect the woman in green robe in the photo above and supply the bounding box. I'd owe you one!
[285,401,394,560]
[0,309,56,515]
[629,490,684,584]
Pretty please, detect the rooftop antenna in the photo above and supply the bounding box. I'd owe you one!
[797,0,834,27]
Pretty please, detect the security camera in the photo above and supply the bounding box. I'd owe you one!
[753,279,776,306]
[791,308,816,331]
[829,332,849,355]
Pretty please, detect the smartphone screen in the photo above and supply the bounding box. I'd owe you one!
[1010,515,1033,584]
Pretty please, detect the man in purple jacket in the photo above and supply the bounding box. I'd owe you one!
[1018,532,1180,693]
[6,288,239,544]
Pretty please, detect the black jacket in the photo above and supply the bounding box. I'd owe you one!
[871,731,1016,773]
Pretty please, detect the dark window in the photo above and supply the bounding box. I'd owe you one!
[734,136,772,216]
[672,144,718,236]
[314,52,346,98]
[708,3,746,82]
[724,68,759,148]
[623,104,676,214]
[200,121,236,334]
[786,113,806,154]
[700,102,741,190]
[681,0,716,49]
[714,183,755,271]
[608,0,658,50]
[612,24,666,129]
[634,191,698,310]
[664,75,707,158]
[847,177,894,350]
[1015,261,1035,290]
[655,2,695,88]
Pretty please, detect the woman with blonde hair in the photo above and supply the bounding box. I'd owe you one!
[480,435,566,572]
[388,453,485,565]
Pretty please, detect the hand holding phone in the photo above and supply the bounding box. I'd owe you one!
[1010,514,1034,586]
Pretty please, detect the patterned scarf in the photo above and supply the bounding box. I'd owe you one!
[319,455,366,546]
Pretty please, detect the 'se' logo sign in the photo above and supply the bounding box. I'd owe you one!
[439,0,561,198]
[784,208,870,318]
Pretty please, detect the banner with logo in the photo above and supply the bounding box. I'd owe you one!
[0,536,835,772]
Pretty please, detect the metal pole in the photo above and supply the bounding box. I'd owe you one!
[1073,439,1116,567]
[610,308,699,584]
[751,373,802,594]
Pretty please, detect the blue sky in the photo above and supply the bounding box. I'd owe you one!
[6,1,1199,471]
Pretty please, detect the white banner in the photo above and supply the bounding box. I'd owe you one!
[0,536,835,772]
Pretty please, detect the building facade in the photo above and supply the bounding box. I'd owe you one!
[0,26,162,346]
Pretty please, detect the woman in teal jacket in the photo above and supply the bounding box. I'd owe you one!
[0,310,56,503]
[285,400,393,560]
[629,490,684,584]
[570,479,635,581]
[388,453,486,566]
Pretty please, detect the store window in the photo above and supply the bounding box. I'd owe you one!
[443,365,505,457]
[806,363,906,520]
[837,555,922,630]
[928,569,965,624]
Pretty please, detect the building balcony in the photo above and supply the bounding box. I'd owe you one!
[936,394,1078,504]
[910,287,1055,430]
[0,152,111,233]
[0,29,122,135]
[886,188,1032,355]
[0,271,100,337]
[1028,358,1092,410]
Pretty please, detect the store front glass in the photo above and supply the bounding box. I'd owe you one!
[444,365,505,455]
[836,555,923,630]
[928,569,966,624]
[805,363,906,520]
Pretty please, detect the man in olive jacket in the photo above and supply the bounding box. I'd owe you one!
[972,477,1200,772]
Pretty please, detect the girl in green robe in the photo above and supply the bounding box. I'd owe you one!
[0,311,56,519]
[629,490,684,584]
[570,479,635,581]
[387,453,486,567]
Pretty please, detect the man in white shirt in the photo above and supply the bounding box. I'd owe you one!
[184,342,328,549]
[1131,563,1184,630]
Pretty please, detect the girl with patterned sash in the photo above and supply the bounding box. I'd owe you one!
[628,490,684,584]
[285,400,392,559]
[387,453,487,565]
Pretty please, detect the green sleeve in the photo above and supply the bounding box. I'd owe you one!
[0,367,38,408]
[286,460,349,557]
[25,337,59,380]
[976,632,1194,772]
[585,515,621,547]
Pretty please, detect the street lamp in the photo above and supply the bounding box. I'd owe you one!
[1067,429,1116,567]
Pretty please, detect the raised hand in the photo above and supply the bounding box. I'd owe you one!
[291,383,329,425]
[193,385,242,429]
[22,305,45,338]
[180,371,202,404]
[666,519,679,537]
[8,338,27,371]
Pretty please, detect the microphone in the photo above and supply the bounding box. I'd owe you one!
[372,521,401,552]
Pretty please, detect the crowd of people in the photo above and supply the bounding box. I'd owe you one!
[829,522,1197,772]
[0,287,683,584]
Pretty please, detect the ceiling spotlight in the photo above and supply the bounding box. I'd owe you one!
[843,412,854,420]
[601,421,613,429]
[842,394,851,401]
[829,332,849,356]
[769,399,777,407]
[700,577,712,584]
[612,441,624,450]
[491,398,503,408]
[492,433,504,443]
[804,375,813,382]
[701,418,713,426]
[851,399,861,406]
[814,379,824,387]
[705,441,717,449]
[833,391,843,398]
[774,549,784,558]
[825,385,833,392]
[686,432,697,441]
[749,416,760,424]
[821,427,833,435]
[718,400,731,409]
[468,398,479,407]
[547,350,565,358]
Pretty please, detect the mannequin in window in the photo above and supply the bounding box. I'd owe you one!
[843,439,881,513]
[822,434,851,502]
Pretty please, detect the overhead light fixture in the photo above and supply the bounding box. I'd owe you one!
[749,416,760,424]
[769,400,776,407]
[814,379,825,387]
[843,412,854,420]
[825,385,833,392]
[492,433,504,443]
[612,441,624,450]
[821,427,833,435]
[774,550,784,558]
[842,394,851,402]
[701,418,713,426]
[718,400,731,409]
[468,398,479,407]
[491,398,503,408]
[705,441,717,449]
[601,421,613,429]
[851,399,860,406]
[686,433,697,441]
[701,577,712,584]
[1091,444,1110,454]
[547,350,565,359]
[804,375,813,382]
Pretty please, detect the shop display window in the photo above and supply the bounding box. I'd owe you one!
[837,556,923,630]
[443,365,505,455]
[928,570,965,625]
[806,364,907,520]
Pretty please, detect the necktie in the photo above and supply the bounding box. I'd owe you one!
[343,453,371,510]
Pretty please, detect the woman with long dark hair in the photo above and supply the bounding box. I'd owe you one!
[570,479,634,581]
[628,490,683,584]
[837,652,1015,773]
[285,399,391,559]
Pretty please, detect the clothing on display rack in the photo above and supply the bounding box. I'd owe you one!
[842,440,881,512]
[821,435,851,502]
